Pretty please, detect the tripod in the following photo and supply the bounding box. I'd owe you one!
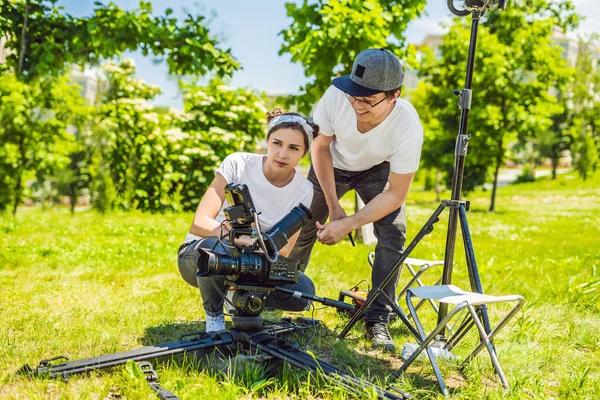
[20,287,411,400]
[339,0,508,347]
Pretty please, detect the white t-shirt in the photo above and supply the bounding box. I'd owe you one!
[184,152,314,243]
[314,86,423,174]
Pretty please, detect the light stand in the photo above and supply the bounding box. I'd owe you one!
[339,0,508,345]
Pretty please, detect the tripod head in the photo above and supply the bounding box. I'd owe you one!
[447,0,508,17]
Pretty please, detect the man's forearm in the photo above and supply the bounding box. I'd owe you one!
[312,145,338,208]
[347,190,405,231]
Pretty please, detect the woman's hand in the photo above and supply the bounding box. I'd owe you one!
[233,235,255,247]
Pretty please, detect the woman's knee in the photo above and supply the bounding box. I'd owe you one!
[177,241,201,287]
[178,256,199,287]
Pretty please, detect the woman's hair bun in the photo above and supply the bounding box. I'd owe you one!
[266,107,287,123]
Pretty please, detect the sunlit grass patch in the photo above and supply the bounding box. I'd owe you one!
[1,172,599,398]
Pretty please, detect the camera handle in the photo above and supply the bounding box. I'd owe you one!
[253,211,280,263]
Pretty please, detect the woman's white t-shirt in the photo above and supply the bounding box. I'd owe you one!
[314,86,423,174]
[184,152,314,243]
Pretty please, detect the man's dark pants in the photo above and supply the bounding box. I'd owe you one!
[289,161,406,324]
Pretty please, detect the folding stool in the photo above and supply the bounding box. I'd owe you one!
[394,285,524,396]
[368,253,453,331]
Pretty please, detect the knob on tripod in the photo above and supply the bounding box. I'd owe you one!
[447,0,508,17]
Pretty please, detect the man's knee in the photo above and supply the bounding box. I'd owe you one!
[373,207,406,247]
[265,272,314,311]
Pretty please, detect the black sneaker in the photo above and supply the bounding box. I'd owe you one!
[365,321,395,351]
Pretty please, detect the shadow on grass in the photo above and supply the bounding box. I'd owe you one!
[140,320,207,346]
[139,316,464,398]
[140,316,409,380]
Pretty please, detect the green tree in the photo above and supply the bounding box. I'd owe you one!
[0,0,239,80]
[279,0,426,113]
[94,59,177,211]
[0,73,88,215]
[573,125,599,180]
[0,0,240,213]
[570,36,600,180]
[93,61,268,213]
[412,1,579,211]
[537,102,574,180]
[176,80,268,211]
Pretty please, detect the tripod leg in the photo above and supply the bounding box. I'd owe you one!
[21,322,303,380]
[248,333,410,399]
[20,331,239,379]
[458,206,493,339]
[339,204,446,340]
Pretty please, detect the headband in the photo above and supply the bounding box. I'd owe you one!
[267,115,314,148]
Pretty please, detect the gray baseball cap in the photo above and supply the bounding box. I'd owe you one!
[332,48,404,97]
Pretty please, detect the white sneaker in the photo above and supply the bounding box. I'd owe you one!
[401,342,457,361]
[206,314,225,332]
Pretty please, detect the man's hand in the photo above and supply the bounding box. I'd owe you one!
[316,219,353,245]
[328,203,347,222]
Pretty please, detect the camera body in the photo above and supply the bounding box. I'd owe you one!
[196,183,312,316]
[197,248,300,287]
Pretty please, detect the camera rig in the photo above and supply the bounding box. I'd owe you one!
[197,183,312,329]
[20,183,408,399]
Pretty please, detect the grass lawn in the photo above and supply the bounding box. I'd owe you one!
[1,172,599,399]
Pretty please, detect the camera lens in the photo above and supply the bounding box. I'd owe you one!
[197,249,239,277]
[265,203,313,252]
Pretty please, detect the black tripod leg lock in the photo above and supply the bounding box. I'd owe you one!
[139,361,159,382]
[441,199,470,211]
[18,355,70,379]
[138,361,180,400]
[39,355,69,367]
[179,330,209,340]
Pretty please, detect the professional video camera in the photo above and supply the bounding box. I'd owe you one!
[196,183,312,320]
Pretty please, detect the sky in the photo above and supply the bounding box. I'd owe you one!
[58,0,600,108]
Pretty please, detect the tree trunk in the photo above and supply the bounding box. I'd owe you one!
[489,135,504,212]
[13,0,30,215]
[69,183,76,215]
[490,100,507,212]
[17,0,30,74]
[551,157,558,180]
[489,159,500,212]
[12,135,26,216]
[12,174,21,217]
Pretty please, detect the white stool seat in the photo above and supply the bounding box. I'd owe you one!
[409,284,523,306]
[403,258,444,267]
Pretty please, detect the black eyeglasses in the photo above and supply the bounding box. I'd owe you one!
[345,93,389,108]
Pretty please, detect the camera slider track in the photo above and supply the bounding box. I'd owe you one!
[19,319,411,400]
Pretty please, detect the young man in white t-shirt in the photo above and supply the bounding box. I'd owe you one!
[289,48,424,351]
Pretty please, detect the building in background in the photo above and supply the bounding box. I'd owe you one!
[0,36,12,65]
[69,64,106,104]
